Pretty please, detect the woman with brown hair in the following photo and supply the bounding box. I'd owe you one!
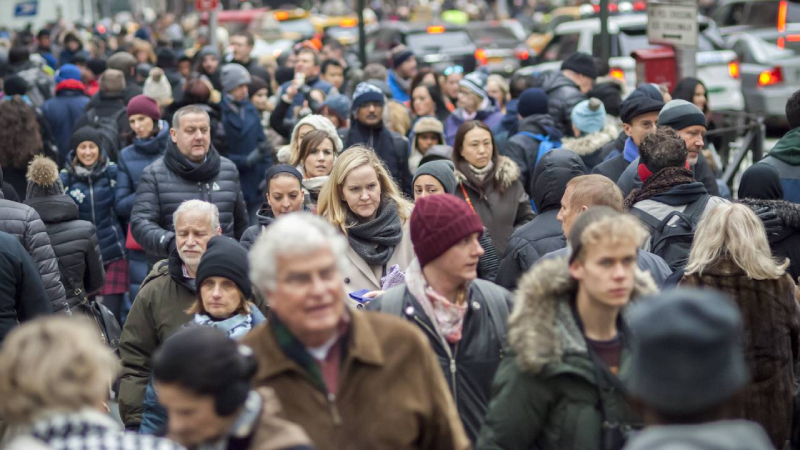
[0,97,44,196]
[292,129,337,210]
[452,120,533,255]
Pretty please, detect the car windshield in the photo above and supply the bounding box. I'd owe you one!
[406,31,473,51]
[615,27,720,56]
[468,27,520,46]
[279,19,314,37]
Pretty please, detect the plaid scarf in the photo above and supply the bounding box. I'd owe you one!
[624,166,696,210]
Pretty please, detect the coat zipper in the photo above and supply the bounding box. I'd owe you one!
[88,178,96,224]
[327,392,342,425]
[413,315,459,405]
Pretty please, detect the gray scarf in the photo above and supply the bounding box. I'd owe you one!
[346,198,403,266]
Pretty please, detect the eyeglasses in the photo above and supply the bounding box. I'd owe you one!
[443,65,464,76]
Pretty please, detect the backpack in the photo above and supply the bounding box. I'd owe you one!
[86,108,125,162]
[15,66,53,107]
[517,131,562,166]
[630,195,711,271]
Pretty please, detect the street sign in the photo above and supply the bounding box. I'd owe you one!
[647,2,698,47]
[14,0,38,17]
[195,0,219,11]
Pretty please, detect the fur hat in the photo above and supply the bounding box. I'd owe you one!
[25,155,64,199]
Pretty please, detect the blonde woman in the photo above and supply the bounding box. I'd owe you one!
[318,146,415,296]
[486,74,510,114]
[0,317,181,450]
[680,203,800,449]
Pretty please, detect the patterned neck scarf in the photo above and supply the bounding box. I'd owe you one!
[406,259,468,344]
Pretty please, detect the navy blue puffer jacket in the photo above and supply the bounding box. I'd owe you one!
[61,155,126,265]
[116,121,171,221]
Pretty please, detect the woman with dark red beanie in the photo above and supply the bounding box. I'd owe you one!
[115,94,171,307]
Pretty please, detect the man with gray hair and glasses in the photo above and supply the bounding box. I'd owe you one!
[241,212,470,450]
[131,104,249,265]
[120,200,267,431]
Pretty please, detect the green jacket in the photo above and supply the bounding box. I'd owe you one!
[476,257,658,450]
[118,252,268,428]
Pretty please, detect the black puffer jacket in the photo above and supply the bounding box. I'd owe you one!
[504,114,563,197]
[130,140,248,260]
[0,231,51,343]
[25,195,105,306]
[538,70,586,135]
[0,187,67,313]
[368,279,513,442]
[496,150,587,290]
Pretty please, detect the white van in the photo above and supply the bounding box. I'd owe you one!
[4,0,97,32]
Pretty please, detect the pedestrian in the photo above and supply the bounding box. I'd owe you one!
[680,203,800,448]
[410,83,449,123]
[0,230,50,343]
[738,163,800,281]
[592,94,662,183]
[276,114,342,166]
[143,67,174,110]
[0,317,182,450]
[152,327,313,449]
[220,63,273,223]
[292,129,337,210]
[321,93,351,133]
[0,97,45,196]
[492,72,535,155]
[562,97,619,170]
[538,52,597,135]
[440,64,464,112]
[625,127,727,269]
[275,47,333,107]
[40,63,90,165]
[761,89,800,203]
[387,45,418,103]
[155,48,184,101]
[320,58,345,91]
[194,45,222,91]
[413,160,500,282]
[342,82,413,195]
[240,165,308,250]
[61,126,127,321]
[671,77,709,118]
[59,31,84,66]
[444,71,503,146]
[317,146,415,295]
[24,155,104,311]
[241,213,471,449]
[369,193,512,442]
[7,45,54,107]
[594,84,664,165]
[504,87,563,195]
[476,206,658,449]
[537,175,673,286]
[140,235,268,435]
[163,78,227,152]
[486,75,510,115]
[35,29,57,70]
[617,99,719,197]
[409,116,446,172]
[229,31,272,83]
[496,149,586,289]
[623,288,774,450]
[452,120,533,256]
[130,105,249,263]
[73,68,130,161]
[107,51,144,102]
[248,75,271,125]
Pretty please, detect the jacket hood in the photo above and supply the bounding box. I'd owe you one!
[648,181,707,207]
[518,113,561,138]
[255,203,312,227]
[561,123,618,157]
[25,194,80,224]
[539,70,579,94]
[768,127,800,165]
[455,155,521,192]
[624,421,774,450]
[133,120,171,155]
[531,149,586,212]
[509,256,657,375]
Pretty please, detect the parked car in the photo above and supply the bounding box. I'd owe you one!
[467,20,534,75]
[364,22,477,73]
[521,14,745,111]
[709,0,800,37]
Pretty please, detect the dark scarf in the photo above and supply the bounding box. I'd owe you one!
[624,167,699,210]
[346,198,403,266]
[164,139,221,182]
[344,119,395,158]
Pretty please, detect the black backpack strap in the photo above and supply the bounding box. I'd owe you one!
[471,280,510,350]
[681,194,711,222]
[629,206,661,233]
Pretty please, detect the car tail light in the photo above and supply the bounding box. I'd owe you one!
[475,48,488,65]
[609,68,625,80]
[274,11,289,20]
[608,3,618,12]
[758,67,784,86]
[728,60,740,79]
[515,48,530,61]
[427,25,445,34]
[632,1,647,11]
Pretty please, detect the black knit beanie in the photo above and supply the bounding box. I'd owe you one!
[196,236,252,299]
[69,126,104,153]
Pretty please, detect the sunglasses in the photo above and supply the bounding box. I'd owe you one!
[443,65,464,76]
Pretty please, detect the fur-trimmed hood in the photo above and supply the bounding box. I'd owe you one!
[560,123,619,157]
[455,155,520,192]
[508,256,658,375]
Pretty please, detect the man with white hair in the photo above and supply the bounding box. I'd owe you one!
[120,200,266,431]
[241,213,470,450]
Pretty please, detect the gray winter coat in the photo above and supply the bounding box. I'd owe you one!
[538,70,587,135]
[622,420,774,450]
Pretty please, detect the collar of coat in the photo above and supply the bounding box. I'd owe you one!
[560,123,619,157]
[508,256,657,376]
[455,155,520,192]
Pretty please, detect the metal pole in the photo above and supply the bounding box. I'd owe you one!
[674,0,697,79]
[209,4,219,50]
[598,0,610,69]
[357,0,367,68]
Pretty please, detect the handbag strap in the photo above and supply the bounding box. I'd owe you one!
[460,183,476,213]
[52,256,89,306]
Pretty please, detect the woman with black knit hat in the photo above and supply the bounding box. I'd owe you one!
[24,155,105,308]
[239,165,309,250]
[61,126,127,322]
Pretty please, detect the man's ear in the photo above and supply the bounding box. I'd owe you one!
[622,122,633,138]
[170,128,177,143]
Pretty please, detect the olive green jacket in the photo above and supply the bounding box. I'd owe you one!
[476,256,658,450]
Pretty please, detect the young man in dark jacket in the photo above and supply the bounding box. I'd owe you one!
[73,69,130,161]
[343,82,413,195]
[477,207,657,450]
[496,150,586,289]
[0,230,51,343]
[370,194,513,442]
[538,52,597,136]
[41,64,90,165]
[763,90,800,203]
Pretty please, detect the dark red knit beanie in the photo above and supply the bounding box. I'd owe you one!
[126,94,161,121]
[411,194,484,268]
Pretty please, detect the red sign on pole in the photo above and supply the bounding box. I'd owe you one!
[196,0,219,11]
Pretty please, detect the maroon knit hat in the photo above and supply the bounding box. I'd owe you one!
[126,94,161,121]
[410,194,484,268]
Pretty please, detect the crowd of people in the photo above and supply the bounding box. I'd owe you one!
[1,11,800,450]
